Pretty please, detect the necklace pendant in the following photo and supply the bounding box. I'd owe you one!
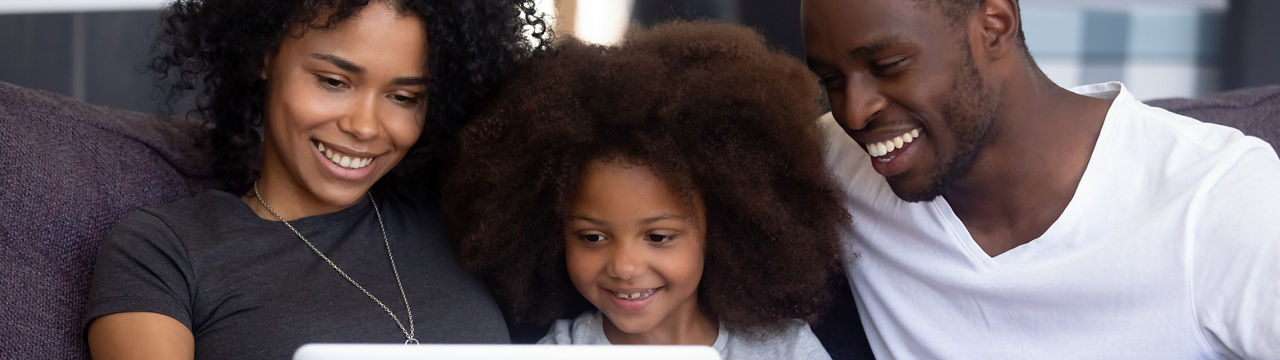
[404,338,419,345]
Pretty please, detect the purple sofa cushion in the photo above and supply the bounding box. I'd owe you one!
[0,81,219,359]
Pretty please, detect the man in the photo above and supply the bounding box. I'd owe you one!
[802,0,1280,358]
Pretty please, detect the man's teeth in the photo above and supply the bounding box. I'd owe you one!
[611,288,658,301]
[867,128,921,157]
[315,142,373,169]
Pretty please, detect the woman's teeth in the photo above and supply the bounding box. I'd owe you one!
[867,128,921,157]
[316,142,372,169]
[611,288,658,301]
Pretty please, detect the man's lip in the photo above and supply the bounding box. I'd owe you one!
[855,127,922,145]
[867,132,922,178]
[313,139,382,158]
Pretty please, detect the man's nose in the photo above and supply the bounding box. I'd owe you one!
[840,78,887,131]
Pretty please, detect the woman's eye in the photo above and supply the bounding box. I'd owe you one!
[389,93,421,105]
[314,75,348,90]
[645,234,674,244]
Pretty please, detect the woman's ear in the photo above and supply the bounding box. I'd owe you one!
[259,54,272,80]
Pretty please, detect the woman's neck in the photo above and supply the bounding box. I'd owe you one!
[241,172,357,221]
[601,303,718,346]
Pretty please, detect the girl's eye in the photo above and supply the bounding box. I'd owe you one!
[314,75,348,90]
[644,234,675,244]
[581,234,606,243]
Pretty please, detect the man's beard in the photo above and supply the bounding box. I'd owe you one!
[893,47,999,202]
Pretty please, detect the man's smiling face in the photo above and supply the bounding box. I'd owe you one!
[803,0,1001,202]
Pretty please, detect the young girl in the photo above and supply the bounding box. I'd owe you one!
[443,22,848,359]
[84,0,546,358]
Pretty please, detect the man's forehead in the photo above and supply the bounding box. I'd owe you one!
[802,0,945,25]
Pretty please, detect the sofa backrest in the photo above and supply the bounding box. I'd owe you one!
[0,81,220,359]
[0,79,1276,359]
[1147,85,1280,147]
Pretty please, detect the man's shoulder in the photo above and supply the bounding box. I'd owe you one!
[1106,86,1277,178]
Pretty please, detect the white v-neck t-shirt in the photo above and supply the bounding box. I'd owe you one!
[823,82,1280,359]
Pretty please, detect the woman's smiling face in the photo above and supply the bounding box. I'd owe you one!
[256,2,428,215]
[563,159,710,342]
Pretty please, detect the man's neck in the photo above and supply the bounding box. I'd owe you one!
[945,75,1114,257]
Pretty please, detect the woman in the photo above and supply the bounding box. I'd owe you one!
[84,0,547,358]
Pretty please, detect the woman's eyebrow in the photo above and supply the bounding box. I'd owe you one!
[310,53,364,73]
[391,76,429,86]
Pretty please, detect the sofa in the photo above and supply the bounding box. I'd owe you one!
[1,79,1277,359]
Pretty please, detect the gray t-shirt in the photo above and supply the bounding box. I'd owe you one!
[85,188,508,359]
[538,311,831,360]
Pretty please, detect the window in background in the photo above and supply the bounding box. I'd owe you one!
[1022,0,1228,99]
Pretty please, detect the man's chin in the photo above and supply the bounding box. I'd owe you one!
[887,178,945,203]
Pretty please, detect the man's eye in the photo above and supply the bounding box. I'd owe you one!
[872,57,908,75]
[819,74,845,90]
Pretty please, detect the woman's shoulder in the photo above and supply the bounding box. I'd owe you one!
[106,190,252,249]
[126,190,247,223]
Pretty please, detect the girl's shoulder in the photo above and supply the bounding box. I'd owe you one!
[720,320,832,360]
[537,311,609,345]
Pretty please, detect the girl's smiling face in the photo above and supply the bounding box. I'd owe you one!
[255,3,428,217]
[564,159,714,344]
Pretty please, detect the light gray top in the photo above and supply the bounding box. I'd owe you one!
[538,311,831,360]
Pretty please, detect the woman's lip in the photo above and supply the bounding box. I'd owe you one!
[313,139,381,158]
[313,142,377,181]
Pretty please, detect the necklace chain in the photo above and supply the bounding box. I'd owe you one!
[252,182,418,344]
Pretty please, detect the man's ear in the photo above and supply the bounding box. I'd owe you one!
[975,0,1021,61]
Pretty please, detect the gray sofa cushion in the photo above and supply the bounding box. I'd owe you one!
[0,81,219,359]
[1148,85,1280,147]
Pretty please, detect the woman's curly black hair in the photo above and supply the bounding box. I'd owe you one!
[151,0,550,193]
[443,21,850,335]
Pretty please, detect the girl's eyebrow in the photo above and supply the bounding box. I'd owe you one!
[569,216,606,225]
[639,214,682,225]
[568,214,684,226]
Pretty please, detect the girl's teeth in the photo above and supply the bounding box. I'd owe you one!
[612,289,656,300]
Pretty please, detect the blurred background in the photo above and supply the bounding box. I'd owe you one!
[1,0,1275,114]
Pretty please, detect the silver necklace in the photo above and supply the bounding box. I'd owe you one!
[252,182,418,345]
